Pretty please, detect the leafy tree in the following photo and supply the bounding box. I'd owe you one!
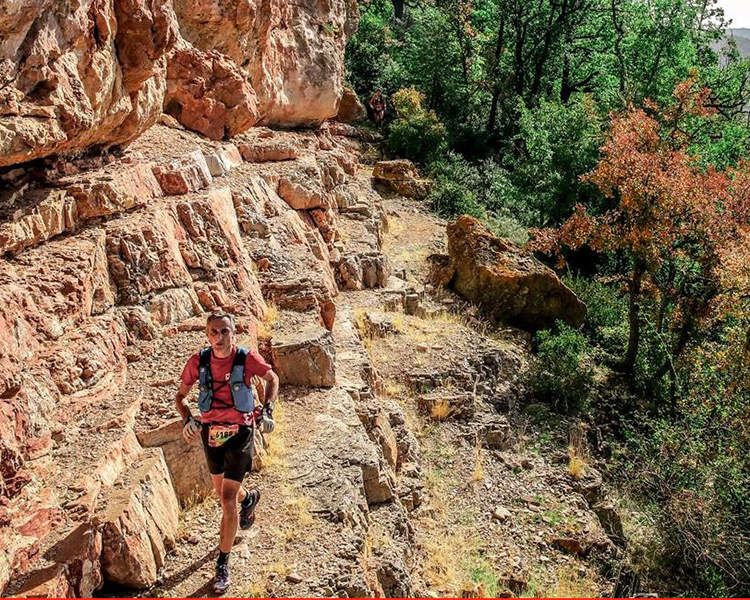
[531,78,749,395]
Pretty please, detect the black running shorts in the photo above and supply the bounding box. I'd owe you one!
[200,424,254,482]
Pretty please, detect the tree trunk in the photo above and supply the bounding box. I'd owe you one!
[622,264,644,374]
[393,0,405,19]
[611,0,626,96]
[487,16,506,133]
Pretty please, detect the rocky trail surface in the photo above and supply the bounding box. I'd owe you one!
[1,118,623,597]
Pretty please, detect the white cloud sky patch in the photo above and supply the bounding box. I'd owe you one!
[718,0,750,28]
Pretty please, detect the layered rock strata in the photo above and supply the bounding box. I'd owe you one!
[0,123,393,595]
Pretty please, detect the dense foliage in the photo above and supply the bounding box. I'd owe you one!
[347,0,750,594]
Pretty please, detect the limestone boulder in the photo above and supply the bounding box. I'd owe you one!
[271,325,336,387]
[336,87,367,123]
[447,215,586,330]
[138,419,213,505]
[152,149,212,195]
[372,160,430,199]
[0,0,177,167]
[164,46,260,140]
[97,448,180,589]
[238,140,301,163]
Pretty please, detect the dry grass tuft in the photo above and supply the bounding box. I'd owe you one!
[261,401,287,470]
[547,564,601,597]
[472,434,485,482]
[568,451,586,480]
[430,398,454,420]
[567,420,588,480]
[257,302,279,339]
[419,531,473,594]
[391,312,405,332]
[383,379,408,398]
[282,485,314,527]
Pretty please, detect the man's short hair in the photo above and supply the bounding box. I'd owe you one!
[205,312,236,331]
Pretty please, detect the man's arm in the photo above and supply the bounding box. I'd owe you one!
[175,381,195,423]
[261,370,279,411]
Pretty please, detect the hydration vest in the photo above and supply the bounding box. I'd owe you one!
[197,347,256,413]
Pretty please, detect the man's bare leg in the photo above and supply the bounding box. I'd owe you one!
[211,473,247,506]
[219,478,242,552]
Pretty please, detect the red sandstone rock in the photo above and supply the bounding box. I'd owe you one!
[372,159,431,199]
[165,46,260,139]
[152,149,213,195]
[0,0,358,169]
[271,324,336,387]
[63,160,163,220]
[0,0,177,168]
[277,173,331,210]
[97,449,180,588]
[171,0,359,126]
[238,140,301,162]
[203,145,243,177]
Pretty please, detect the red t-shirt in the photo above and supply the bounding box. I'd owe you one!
[181,347,271,425]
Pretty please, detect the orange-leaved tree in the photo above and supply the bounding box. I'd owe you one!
[531,77,750,386]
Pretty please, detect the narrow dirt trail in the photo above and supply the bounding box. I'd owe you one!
[118,332,370,598]
[116,191,444,598]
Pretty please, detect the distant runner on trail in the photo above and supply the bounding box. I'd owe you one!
[175,312,279,594]
[369,89,386,126]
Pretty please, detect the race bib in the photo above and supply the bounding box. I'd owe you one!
[208,424,239,448]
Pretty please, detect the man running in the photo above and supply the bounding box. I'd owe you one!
[175,312,279,593]
[369,89,386,127]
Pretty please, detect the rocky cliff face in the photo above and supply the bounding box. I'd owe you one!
[0,119,398,596]
[0,0,357,167]
[170,0,358,126]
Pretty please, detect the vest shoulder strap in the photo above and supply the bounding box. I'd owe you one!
[199,347,213,383]
[233,346,248,369]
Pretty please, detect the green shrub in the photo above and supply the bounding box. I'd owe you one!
[428,180,484,219]
[564,276,628,358]
[617,325,750,595]
[391,87,424,119]
[508,95,603,226]
[426,152,483,218]
[386,88,448,162]
[486,214,528,246]
[527,322,595,413]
